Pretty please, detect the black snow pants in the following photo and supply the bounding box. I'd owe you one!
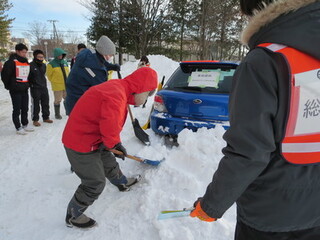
[30,87,50,121]
[9,90,29,130]
[235,220,320,240]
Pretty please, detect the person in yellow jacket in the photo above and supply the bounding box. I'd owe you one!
[46,48,69,119]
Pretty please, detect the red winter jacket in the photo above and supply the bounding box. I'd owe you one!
[62,67,158,152]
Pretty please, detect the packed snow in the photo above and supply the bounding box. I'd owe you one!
[0,55,236,240]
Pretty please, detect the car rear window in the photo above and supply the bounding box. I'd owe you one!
[165,63,237,93]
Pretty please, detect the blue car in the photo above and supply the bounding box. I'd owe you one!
[150,61,238,142]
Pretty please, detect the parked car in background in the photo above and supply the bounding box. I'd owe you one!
[150,60,239,145]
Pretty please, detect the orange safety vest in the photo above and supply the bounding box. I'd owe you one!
[14,59,29,82]
[258,43,320,165]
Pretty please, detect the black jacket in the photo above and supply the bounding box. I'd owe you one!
[29,60,47,89]
[201,0,320,232]
[1,54,30,92]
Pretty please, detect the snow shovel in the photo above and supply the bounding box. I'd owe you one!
[142,76,165,130]
[117,70,150,145]
[109,149,163,166]
[128,105,150,145]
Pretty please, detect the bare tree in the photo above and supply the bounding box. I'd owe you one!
[63,30,86,58]
[23,21,48,46]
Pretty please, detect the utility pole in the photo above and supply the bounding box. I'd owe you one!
[47,20,59,45]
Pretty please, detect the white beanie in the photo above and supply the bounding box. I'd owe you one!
[96,35,116,56]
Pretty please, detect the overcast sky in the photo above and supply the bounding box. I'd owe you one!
[8,0,92,42]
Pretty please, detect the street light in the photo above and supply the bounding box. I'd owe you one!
[44,41,48,61]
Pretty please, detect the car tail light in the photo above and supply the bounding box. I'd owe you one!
[154,95,167,112]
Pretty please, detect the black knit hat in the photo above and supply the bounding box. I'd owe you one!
[33,49,44,58]
[77,43,86,50]
[15,43,28,51]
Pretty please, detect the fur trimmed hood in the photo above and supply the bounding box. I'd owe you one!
[241,0,320,58]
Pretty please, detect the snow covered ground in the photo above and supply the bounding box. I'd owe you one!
[0,55,236,240]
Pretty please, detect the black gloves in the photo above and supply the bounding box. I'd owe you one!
[108,63,121,72]
[113,142,127,160]
[114,64,121,72]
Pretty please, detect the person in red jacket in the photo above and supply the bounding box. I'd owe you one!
[62,67,158,229]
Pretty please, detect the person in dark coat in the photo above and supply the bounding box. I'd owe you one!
[190,0,320,239]
[65,35,120,115]
[29,50,53,126]
[1,43,34,135]
[62,67,158,229]
[137,55,150,68]
[70,43,86,69]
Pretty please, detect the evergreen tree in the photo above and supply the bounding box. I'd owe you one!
[0,0,14,60]
[85,0,245,62]
[121,0,173,58]
[168,0,199,61]
[86,0,174,60]
[86,0,119,46]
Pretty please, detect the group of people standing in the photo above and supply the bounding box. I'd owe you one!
[1,43,71,134]
[0,35,122,134]
[1,43,53,134]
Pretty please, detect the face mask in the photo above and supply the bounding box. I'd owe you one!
[106,56,114,63]
[35,59,43,64]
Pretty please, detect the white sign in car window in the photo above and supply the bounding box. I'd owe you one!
[293,69,320,135]
[188,71,220,88]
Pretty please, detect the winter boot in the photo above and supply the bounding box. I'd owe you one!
[110,174,142,192]
[65,196,96,229]
[54,104,62,120]
[43,119,53,123]
[33,121,41,127]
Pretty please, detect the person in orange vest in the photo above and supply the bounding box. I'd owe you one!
[1,43,34,135]
[190,0,320,239]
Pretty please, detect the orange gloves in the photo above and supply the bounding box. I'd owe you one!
[190,201,217,222]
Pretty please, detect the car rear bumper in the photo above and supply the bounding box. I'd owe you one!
[150,111,229,135]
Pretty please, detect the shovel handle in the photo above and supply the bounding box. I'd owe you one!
[117,71,122,79]
[109,149,143,163]
[127,105,134,122]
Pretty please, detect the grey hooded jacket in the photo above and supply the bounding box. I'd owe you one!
[201,0,320,232]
